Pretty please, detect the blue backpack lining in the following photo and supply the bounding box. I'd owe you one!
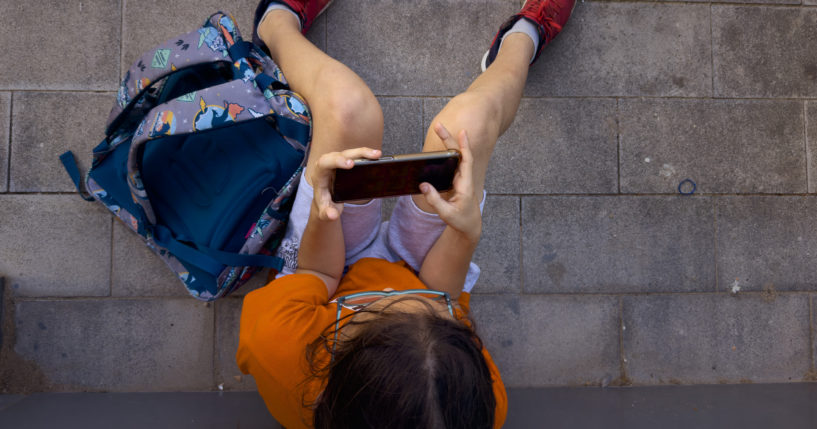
[140,118,304,253]
[88,141,145,221]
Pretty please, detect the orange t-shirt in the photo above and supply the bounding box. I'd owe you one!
[237,257,507,428]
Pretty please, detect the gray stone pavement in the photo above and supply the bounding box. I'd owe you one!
[1,0,817,422]
[1,384,816,428]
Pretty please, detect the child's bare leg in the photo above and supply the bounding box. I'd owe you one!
[257,11,383,186]
[413,34,533,212]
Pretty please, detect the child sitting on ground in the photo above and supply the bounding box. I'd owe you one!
[237,0,576,427]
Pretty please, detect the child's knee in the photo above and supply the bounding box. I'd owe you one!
[329,88,381,132]
[424,94,499,152]
[314,67,383,147]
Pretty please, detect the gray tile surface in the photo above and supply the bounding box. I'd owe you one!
[813,296,817,374]
[111,221,188,297]
[0,1,120,90]
[527,2,712,97]
[471,294,620,387]
[622,294,811,384]
[327,0,517,96]
[3,386,817,429]
[122,0,259,73]
[0,395,23,412]
[13,299,214,391]
[473,196,520,294]
[717,197,817,292]
[0,195,111,297]
[1,277,6,352]
[0,92,8,192]
[522,196,715,294]
[215,298,257,391]
[424,97,618,194]
[10,92,111,192]
[0,392,280,429]
[307,11,328,53]
[713,6,817,98]
[620,99,806,194]
[807,102,817,194]
[506,384,817,429]
[421,98,447,141]
[379,97,424,155]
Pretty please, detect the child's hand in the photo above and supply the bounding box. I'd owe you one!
[419,124,481,244]
[311,147,381,221]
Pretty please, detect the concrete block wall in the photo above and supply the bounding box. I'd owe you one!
[1,0,816,393]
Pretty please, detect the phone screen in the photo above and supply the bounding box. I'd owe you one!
[331,151,460,202]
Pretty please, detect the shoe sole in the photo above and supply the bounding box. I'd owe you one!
[480,50,490,72]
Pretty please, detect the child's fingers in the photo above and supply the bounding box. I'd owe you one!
[457,130,473,169]
[434,122,452,140]
[342,147,381,161]
[420,182,452,217]
[434,122,458,150]
[317,152,349,172]
[324,206,340,221]
[318,201,341,221]
[318,148,381,172]
[455,130,475,194]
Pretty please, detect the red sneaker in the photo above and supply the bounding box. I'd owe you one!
[481,0,576,71]
[253,0,335,52]
[278,0,335,34]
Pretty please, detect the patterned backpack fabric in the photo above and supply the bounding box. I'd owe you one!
[60,11,311,301]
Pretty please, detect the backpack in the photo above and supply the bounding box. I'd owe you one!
[59,11,311,301]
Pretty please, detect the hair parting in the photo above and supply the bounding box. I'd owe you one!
[303,294,496,428]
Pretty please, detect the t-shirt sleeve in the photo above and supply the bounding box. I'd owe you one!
[236,274,332,376]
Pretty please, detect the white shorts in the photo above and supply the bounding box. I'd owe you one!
[274,172,485,293]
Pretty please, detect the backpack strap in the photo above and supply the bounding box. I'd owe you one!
[151,225,284,275]
[58,151,95,201]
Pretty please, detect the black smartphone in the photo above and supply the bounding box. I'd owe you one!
[330,149,461,202]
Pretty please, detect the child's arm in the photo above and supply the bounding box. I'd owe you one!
[295,147,382,297]
[418,129,482,300]
[295,201,345,297]
[419,225,479,300]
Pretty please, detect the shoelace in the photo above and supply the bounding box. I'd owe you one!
[521,0,564,42]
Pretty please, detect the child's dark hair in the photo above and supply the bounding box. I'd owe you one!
[306,297,496,428]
